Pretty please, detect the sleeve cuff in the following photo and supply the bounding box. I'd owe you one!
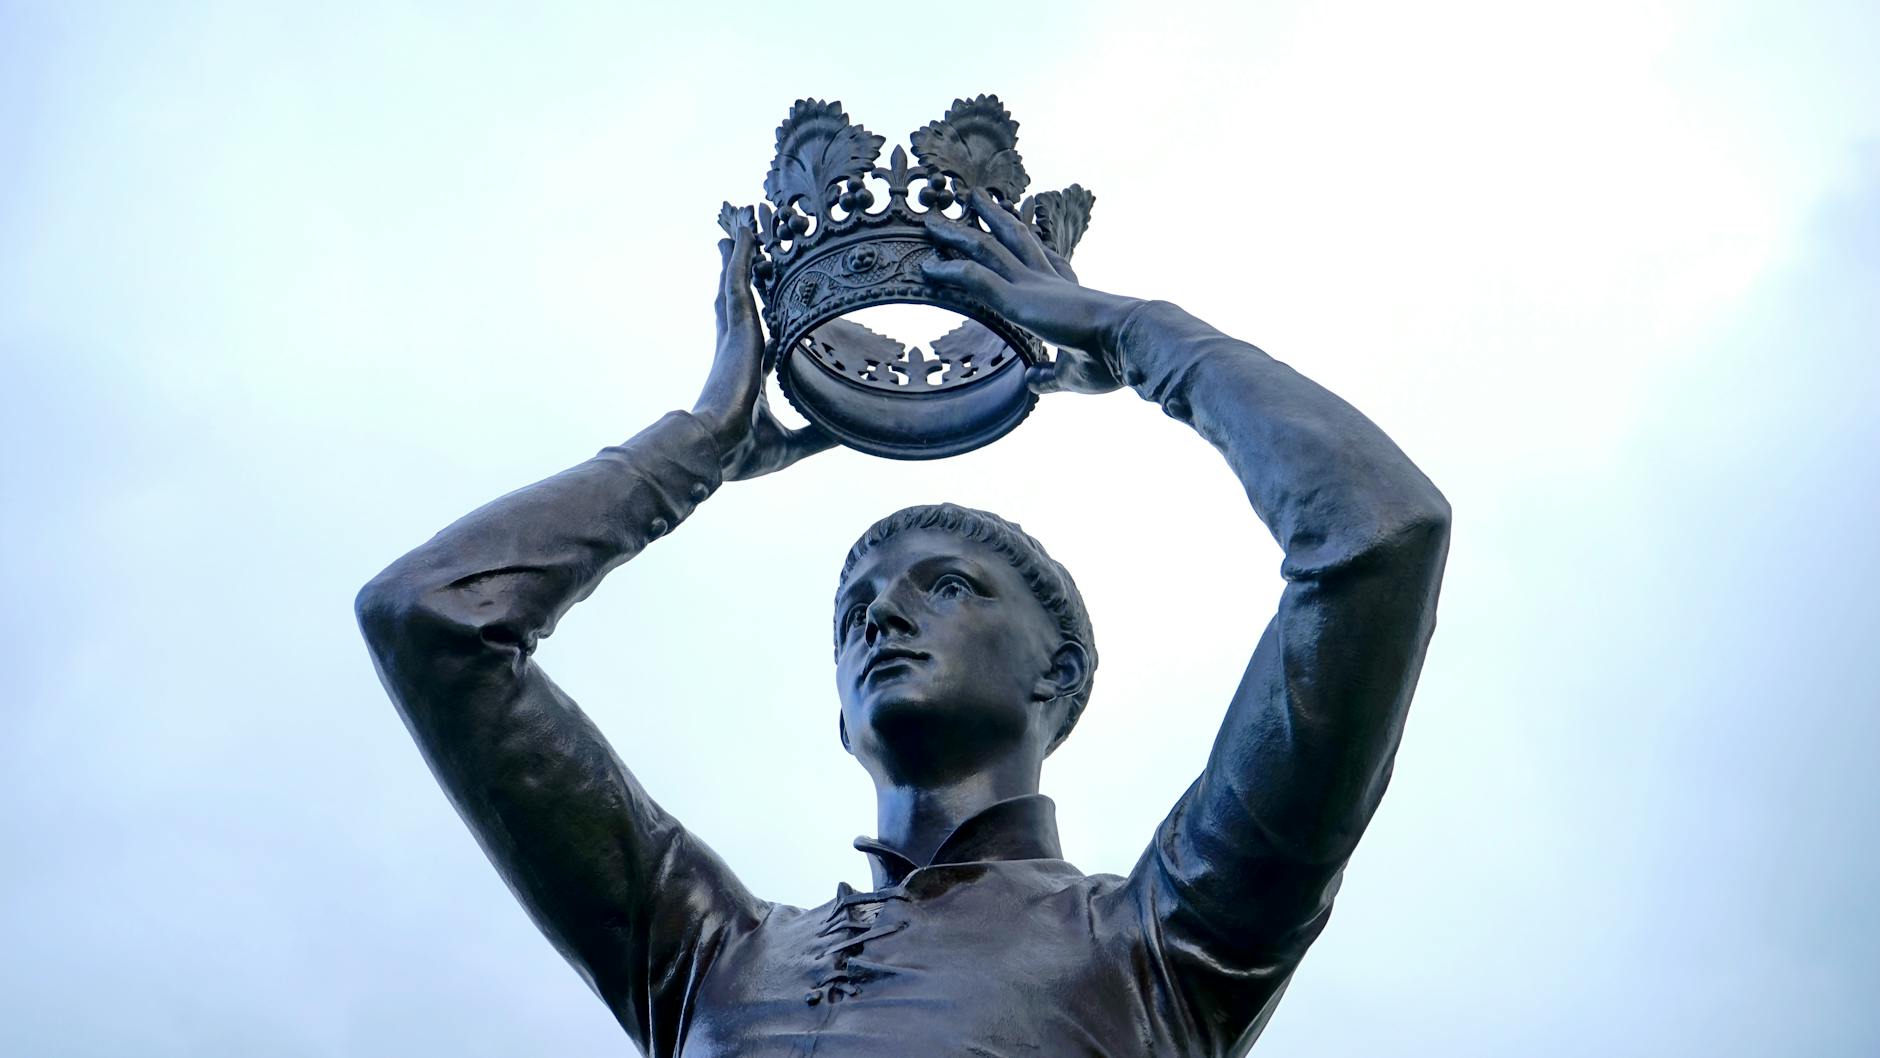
[604,410,728,545]
[1110,299,1216,420]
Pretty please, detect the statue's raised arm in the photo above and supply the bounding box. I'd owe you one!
[352,226,832,1054]
[926,192,1452,1052]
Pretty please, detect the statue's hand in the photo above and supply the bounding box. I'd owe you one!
[921,190,1139,396]
[692,223,838,480]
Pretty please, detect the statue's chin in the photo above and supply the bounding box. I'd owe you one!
[857,694,1032,772]
[858,691,947,737]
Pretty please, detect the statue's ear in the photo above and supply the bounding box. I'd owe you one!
[1037,641,1091,755]
[1034,640,1090,703]
[839,711,852,754]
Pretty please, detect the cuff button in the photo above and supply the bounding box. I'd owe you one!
[647,517,670,538]
[689,482,711,502]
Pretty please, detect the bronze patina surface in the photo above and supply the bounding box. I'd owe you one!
[357,116,1450,1055]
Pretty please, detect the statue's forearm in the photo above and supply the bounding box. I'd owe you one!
[354,410,724,697]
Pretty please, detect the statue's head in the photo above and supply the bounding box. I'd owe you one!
[833,504,1097,784]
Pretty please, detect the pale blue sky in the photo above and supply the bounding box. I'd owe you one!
[3,2,1877,1055]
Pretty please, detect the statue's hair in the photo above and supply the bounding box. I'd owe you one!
[837,503,1097,752]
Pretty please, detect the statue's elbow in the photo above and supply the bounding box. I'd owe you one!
[1414,502,1452,559]
[1409,487,1452,553]
[353,563,445,654]
[353,566,494,723]
[1378,485,1452,589]
[355,561,529,674]
[355,569,407,648]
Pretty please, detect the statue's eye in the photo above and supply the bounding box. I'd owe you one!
[841,603,867,635]
[931,574,974,599]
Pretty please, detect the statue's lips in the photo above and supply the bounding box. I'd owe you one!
[862,648,929,680]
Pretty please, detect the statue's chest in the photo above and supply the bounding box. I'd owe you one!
[682,865,1159,1057]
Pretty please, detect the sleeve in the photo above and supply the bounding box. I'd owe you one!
[354,410,767,1056]
[1111,303,1451,1053]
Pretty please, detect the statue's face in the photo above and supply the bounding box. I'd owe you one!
[835,528,1066,781]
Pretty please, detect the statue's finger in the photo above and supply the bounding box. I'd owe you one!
[921,258,1005,302]
[968,190,1052,272]
[731,227,757,283]
[714,239,734,321]
[924,215,1023,279]
[724,229,761,323]
[1026,361,1063,396]
[718,236,739,309]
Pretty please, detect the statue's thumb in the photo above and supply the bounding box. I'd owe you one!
[1026,362,1062,396]
[788,422,838,458]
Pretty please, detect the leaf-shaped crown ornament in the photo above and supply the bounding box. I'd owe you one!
[722,95,1096,460]
[716,201,756,238]
[909,95,1028,203]
[764,100,885,225]
[1024,184,1096,260]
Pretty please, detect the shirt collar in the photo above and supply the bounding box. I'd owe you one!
[853,794,1065,888]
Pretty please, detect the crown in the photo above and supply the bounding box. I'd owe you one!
[718,95,1095,459]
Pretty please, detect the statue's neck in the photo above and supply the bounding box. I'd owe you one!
[871,755,1041,868]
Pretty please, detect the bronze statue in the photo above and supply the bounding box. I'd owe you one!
[356,98,1450,1057]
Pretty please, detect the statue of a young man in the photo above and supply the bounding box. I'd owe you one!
[356,194,1450,1057]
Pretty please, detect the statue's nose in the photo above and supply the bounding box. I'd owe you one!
[863,590,918,645]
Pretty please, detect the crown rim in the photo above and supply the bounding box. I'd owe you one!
[779,331,1038,460]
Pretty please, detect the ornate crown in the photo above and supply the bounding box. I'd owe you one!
[718,95,1095,459]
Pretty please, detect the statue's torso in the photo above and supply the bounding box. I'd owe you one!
[680,860,1199,1058]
